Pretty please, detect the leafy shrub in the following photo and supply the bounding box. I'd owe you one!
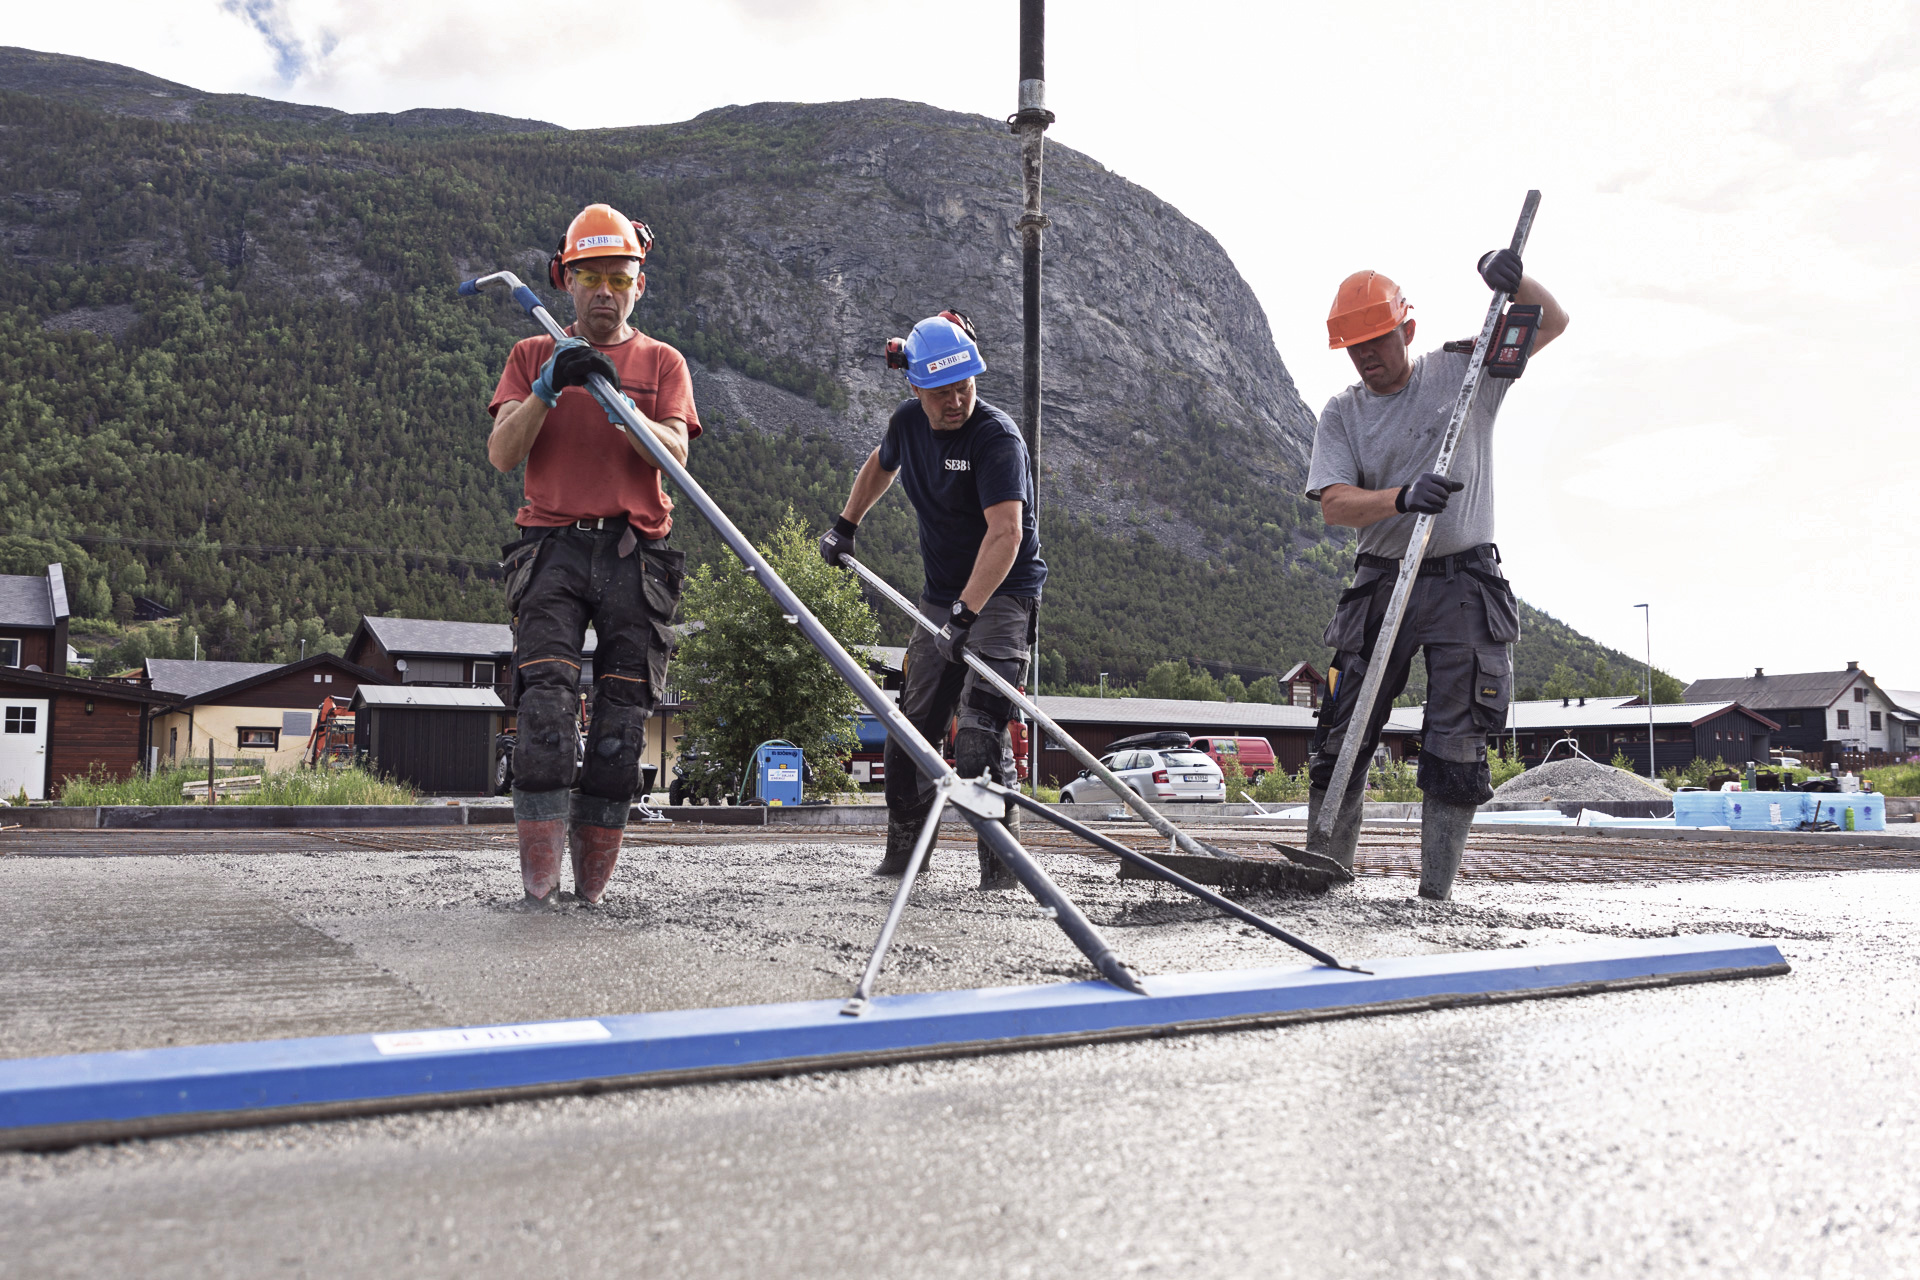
[1367,757,1423,801]
[1866,763,1920,796]
[1489,747,1526,789]
[1250,763,1312,804]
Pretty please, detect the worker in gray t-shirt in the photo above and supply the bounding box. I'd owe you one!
[1301,252,1569,898]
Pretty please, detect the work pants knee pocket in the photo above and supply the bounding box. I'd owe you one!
[1470,645,1512,732]
[513,685,579,793]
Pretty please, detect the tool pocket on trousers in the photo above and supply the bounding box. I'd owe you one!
[501,533,550,618]
[1470,646,1512,731]
[1470,568,1521,643]
[1322,573,1382,652]
[639,546,686,621]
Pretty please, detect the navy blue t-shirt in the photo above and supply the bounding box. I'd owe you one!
[878,397,1047,606]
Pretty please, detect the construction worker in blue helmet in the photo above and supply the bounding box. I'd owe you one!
[820,311,1046,889]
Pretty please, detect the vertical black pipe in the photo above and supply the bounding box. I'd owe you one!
[1013,0,1053,792]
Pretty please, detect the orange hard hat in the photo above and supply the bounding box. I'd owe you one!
[547,204,654,288]
[1326,270,1412,349]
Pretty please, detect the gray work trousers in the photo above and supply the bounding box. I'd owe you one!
[883,593,1036,820]
[1307,545,1518,807]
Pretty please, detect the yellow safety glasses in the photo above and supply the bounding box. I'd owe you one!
[570,269,638,290]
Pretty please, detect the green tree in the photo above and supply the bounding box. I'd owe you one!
[1541,662,1583,700]
[1650,668,1684,704]
[1246,675,1283,704]
[1219,673,1248,702]
[673,508,879,801]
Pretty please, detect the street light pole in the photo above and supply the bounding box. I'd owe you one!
[1636,603,1654,779]
[1014,0,1053,795]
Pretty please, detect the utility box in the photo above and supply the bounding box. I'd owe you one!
[751,741,804,806]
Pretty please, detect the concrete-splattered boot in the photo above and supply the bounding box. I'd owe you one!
[977,804,1021,891]
[1418,799,1476,900]
[512,787,568,907]
[875,810,934,877]
[1305,784,1366,873]
[567,792,628,905]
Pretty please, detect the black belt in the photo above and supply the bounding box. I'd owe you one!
[1356,542,1500,577]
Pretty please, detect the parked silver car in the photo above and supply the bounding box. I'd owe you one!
[1060,747,1226,804]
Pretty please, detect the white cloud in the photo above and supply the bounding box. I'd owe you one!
[9,0,1918,685]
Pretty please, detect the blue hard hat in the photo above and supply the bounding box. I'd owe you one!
[902,314,986,389]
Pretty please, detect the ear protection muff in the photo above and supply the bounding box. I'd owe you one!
[937,309,978,345]
[884,337,909,370]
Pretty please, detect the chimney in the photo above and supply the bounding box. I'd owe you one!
[1578,695,1586,707]
[1562,695,1570,707]
[1846,660,1859,671]
[1754,667,1764,678]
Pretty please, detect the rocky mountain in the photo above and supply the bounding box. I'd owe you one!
[0,47,1643,692]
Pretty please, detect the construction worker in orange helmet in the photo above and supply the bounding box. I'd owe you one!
[1302,251,1569,899]
[486,203,700,909]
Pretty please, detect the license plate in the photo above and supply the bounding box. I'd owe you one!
[1183,774,1210,782]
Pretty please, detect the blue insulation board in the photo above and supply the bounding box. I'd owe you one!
[0,934,1785,1146]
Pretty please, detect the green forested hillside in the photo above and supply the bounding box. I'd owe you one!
[0,61,1660,693]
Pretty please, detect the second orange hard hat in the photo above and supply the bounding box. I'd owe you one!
[548,204,655,289]
[1326,270,1412,349]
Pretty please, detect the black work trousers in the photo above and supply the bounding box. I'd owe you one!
[1307,544,1518,807]
[883,594,1037,822]
[504,522,684,817]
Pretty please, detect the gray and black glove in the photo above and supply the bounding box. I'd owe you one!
[1477,248,1524,294]
[1397,473,1464,515]
[531,338,619,406]
[819,516,858,568]
[935,600,977,665]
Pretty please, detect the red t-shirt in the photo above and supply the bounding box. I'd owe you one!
[489,327,703,538]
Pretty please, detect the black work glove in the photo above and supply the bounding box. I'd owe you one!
[549,341,619,393]
[1397,473,1465,515]
[1477,248,1524,294]
[819,516,858,568]
[935,601,978,665]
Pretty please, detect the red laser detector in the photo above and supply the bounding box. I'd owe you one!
[1485,303,1543,379]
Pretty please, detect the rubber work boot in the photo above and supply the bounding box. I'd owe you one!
[977,804,1021,891]
[1418,799,1477,900]
[569,824,623,904]
[515,819,565,906]
[1305,784,1366,873]
[875,811,934,877]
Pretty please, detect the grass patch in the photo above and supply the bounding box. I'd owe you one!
[1866,763,1920,796]
[60,764,417,806]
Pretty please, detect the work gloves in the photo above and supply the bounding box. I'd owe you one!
[1477,249,1524,295]
[818,516,858,568]
[935,601,978,665]
[1397,472,1464,515]
[531,337,619,407]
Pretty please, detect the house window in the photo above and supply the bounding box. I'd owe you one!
[314,673,323,682]
[4,705,37,733]
[1871,712,1882,731]
[1785,711,1801,728]
[1837,710,1850,730]
[472,660,498,686]
[1854,688,1866,702]
[237,727,279,750]
[0,638,18,668]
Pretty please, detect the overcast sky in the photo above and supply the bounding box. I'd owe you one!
[11,0,1919,690]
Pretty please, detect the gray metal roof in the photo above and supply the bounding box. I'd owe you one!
[145,659,284,700]
[1886,690,1920,720]
[0,574,53,628]
[352,686,504,709]
[360,616,597,657]
[1034,695,1323,732]
[1499,700,1762,730]
[1685,670,1863,709]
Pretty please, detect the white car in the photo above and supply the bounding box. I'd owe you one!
[1060,747,1226,804]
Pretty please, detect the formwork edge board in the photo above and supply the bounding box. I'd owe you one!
[0,935,1783,1146]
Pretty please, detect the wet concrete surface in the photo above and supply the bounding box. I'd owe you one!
[1,833,1916,1277]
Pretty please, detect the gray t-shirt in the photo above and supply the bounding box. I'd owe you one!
[1304,348,1510,559]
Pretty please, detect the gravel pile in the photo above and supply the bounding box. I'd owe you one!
[1493,757,1671,803]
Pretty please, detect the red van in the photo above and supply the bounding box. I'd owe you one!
[1189,735,1278,781]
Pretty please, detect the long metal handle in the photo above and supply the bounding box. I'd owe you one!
[838,552,1232,864]
[1001,789,1360,971]
[1310,191,1541,845]
[462,273,1144,994]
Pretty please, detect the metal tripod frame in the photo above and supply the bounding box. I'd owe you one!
[833,553,1358,984]
[1309,190,1542,852]
[462,272,1143,994]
